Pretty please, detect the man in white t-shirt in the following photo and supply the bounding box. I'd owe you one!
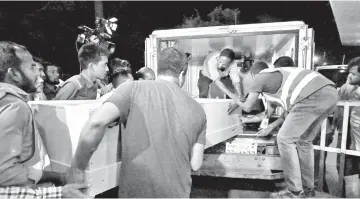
[198,48,243,100]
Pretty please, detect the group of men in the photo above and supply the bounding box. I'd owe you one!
[0,41,202,198]
[29,43,157,103]
[0,38,357,199]
[198,48,339,198]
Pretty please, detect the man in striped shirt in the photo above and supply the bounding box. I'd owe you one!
[231,63,337,198]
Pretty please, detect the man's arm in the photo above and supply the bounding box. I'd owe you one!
[214,79,238,99]
[67,82,133,183]
[230,64,244,98]
[258,112,286,137]
[53,83,78,100]
[191,118,207,171]
[70,102,121,171]
[233,82,243,98]
[266,102,276,118]
[237,92,260,112]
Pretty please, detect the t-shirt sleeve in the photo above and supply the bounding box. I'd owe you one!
[105,81,133,123]
[250,74,267,93]
[196,116,207,145]
[229,63,241,83]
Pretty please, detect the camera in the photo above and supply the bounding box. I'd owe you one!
[76,17,118,54]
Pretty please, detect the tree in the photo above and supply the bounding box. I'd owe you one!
[177,5,240,28]
[256,14,282,23]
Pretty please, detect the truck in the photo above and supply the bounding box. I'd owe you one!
[144,21,316,181]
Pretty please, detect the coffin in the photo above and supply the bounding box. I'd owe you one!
[28,100,121,196]
[195,98,243,149]
[28,98,242,195]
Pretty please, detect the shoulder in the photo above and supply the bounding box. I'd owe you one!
[0,94,30,114]
[188,98,206,118]
[60,75,84,89]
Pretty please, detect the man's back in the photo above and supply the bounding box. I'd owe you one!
[106,80,206,198]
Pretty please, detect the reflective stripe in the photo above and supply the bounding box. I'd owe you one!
[75,80,82,88]
[261,68,278,73]
[261,94,268,111]
[290,72,319,105]
[262,93,285,108]
[280,68,303,110]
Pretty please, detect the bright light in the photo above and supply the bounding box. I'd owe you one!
[314,55,320,63]
[109,17,118,23]
[323,62,327,65]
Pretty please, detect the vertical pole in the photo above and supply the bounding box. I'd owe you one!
[338,102,350,197]
[342,54,346,65]
[94,1,104,18]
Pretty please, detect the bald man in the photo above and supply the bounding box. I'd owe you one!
[135,67,156,80]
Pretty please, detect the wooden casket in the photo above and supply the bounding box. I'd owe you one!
[28,100,121,196]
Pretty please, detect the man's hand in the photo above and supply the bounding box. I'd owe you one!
[228,102,240,114]
[65,168,85,184]
[258,123,275,137]
[239,95,246,102]
[62,183,92,198]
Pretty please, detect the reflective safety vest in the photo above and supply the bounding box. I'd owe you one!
[259,67,334,111]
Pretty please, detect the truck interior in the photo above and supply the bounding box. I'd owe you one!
[159,31,299,98]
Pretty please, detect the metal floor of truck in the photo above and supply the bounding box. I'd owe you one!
[96,130,342,198]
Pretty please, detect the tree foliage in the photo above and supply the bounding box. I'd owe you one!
[177,5,240,28]
[177,5,282,28]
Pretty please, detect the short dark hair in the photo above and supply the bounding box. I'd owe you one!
[220,48,235,61]
[42,61,56,73]
[251,61,269,75]
[78,43,110,70]
[33,56,44,65]
[157,47,187,77]
[348,57,360,73]
[135,67,155,80]
[273,56,295,67]
[0,41,28,82]
[109,58,132,81]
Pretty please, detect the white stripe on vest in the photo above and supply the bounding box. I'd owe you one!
[259,67,320,111]
[290,72,319,104]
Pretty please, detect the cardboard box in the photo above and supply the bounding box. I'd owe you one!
[29,100,121,196]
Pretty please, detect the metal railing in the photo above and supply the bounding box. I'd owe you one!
[314,101,360,197]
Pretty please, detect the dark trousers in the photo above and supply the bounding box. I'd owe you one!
[197,70,213,98]
[197,70,235,98]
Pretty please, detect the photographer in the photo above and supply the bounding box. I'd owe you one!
[54,43,110,100]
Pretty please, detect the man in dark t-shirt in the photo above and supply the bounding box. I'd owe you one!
[67,47,207,198]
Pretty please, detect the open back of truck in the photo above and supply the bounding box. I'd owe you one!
[145,21,315,179]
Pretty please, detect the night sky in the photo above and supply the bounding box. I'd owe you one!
[0,1,358,76]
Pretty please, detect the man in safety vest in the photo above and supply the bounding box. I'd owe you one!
[229,62,337,198]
